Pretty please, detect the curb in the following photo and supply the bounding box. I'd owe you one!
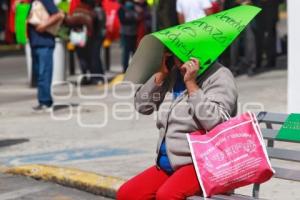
[98,74,125,90]
[4,164,126,199]
[0,45,23,51]
[0,166,8,173]
[109,74,125,86]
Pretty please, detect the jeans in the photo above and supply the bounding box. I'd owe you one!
[31,46,54,106]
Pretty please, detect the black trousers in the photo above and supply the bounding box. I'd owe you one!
[76,38,104,81]
[253,20,277,68]
[121,35,136,73]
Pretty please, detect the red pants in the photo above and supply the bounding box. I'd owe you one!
[117,164,201,200]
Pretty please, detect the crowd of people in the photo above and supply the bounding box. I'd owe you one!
[64,0,152,85]
[66,0,286,85]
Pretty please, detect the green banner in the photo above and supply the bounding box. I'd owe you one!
[277,114,300,142]
[15,3,30,45]
[152,5,261,75]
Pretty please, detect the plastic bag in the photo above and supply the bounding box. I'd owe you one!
[187,112,274,197]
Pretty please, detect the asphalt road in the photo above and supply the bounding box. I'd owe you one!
[0,173,113,200]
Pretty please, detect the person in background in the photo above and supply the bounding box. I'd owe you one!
[176,0,212,23]
[210,0,221,13]
[221,0,257,76]
[118,0,138,73]
[219,0,239,73]
[134,0,151,46]
[65,0,105,85]
[91,0,106,83]
[157,0,178,30]
[248,0,281,75]
[102,0,121,72]
[29,0,64,111]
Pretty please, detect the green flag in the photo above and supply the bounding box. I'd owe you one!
[277,114,300,142]
[15,3,30,45]
[125,5,261,84]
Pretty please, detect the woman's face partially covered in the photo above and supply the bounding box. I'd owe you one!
[173,56,184,72]
[164,52,183,71]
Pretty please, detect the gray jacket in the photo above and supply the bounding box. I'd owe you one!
[134,62,238,171]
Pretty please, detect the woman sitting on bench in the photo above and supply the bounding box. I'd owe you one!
[117,50,238,200]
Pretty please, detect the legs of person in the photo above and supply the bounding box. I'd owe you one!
[117,166,169,200]
[31,47,39,88]
[76,47,90,84]
[121,35,131,73]
[121,35,137,73]
[90,39,105,83]
[128,35,137,63]
[104,45,111,71]
[265,21,277,67]
[129,35,137,55]
[35,47,54,107]
[219,48,231,70]
[76,47,88,75]
[230,37,240,68]
[156,164,201,200]
[253,22,264,70]
[244,25,256,68]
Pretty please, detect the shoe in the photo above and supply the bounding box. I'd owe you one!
[80,77,92,86]
[90,78,105,85]
[247,67,261,77]
[32,105,52,112]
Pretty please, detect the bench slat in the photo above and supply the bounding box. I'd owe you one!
[261,128,277,140]
[261,128,300,143]
[267,148,300,162]
[257,112,288,124]
[273,167,300,182]
[187,194,266,200]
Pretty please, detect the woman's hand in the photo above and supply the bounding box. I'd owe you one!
[36,24,47,33]
[180,58,200,95]
[155,54,172,85]
[180,58,199,83]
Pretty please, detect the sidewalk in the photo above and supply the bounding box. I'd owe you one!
[1,53,298,199]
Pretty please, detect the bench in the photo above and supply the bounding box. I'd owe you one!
[188,112,300,200]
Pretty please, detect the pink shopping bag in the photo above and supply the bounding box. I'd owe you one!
[187,112,275,197]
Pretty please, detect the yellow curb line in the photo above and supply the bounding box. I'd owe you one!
[5,164,126,198]
[98,74,125,90]
[109,74,125,86]
[0,166,9,173]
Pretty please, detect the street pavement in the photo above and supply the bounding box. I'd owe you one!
[1,40,299,199]
[0,173,112,200]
